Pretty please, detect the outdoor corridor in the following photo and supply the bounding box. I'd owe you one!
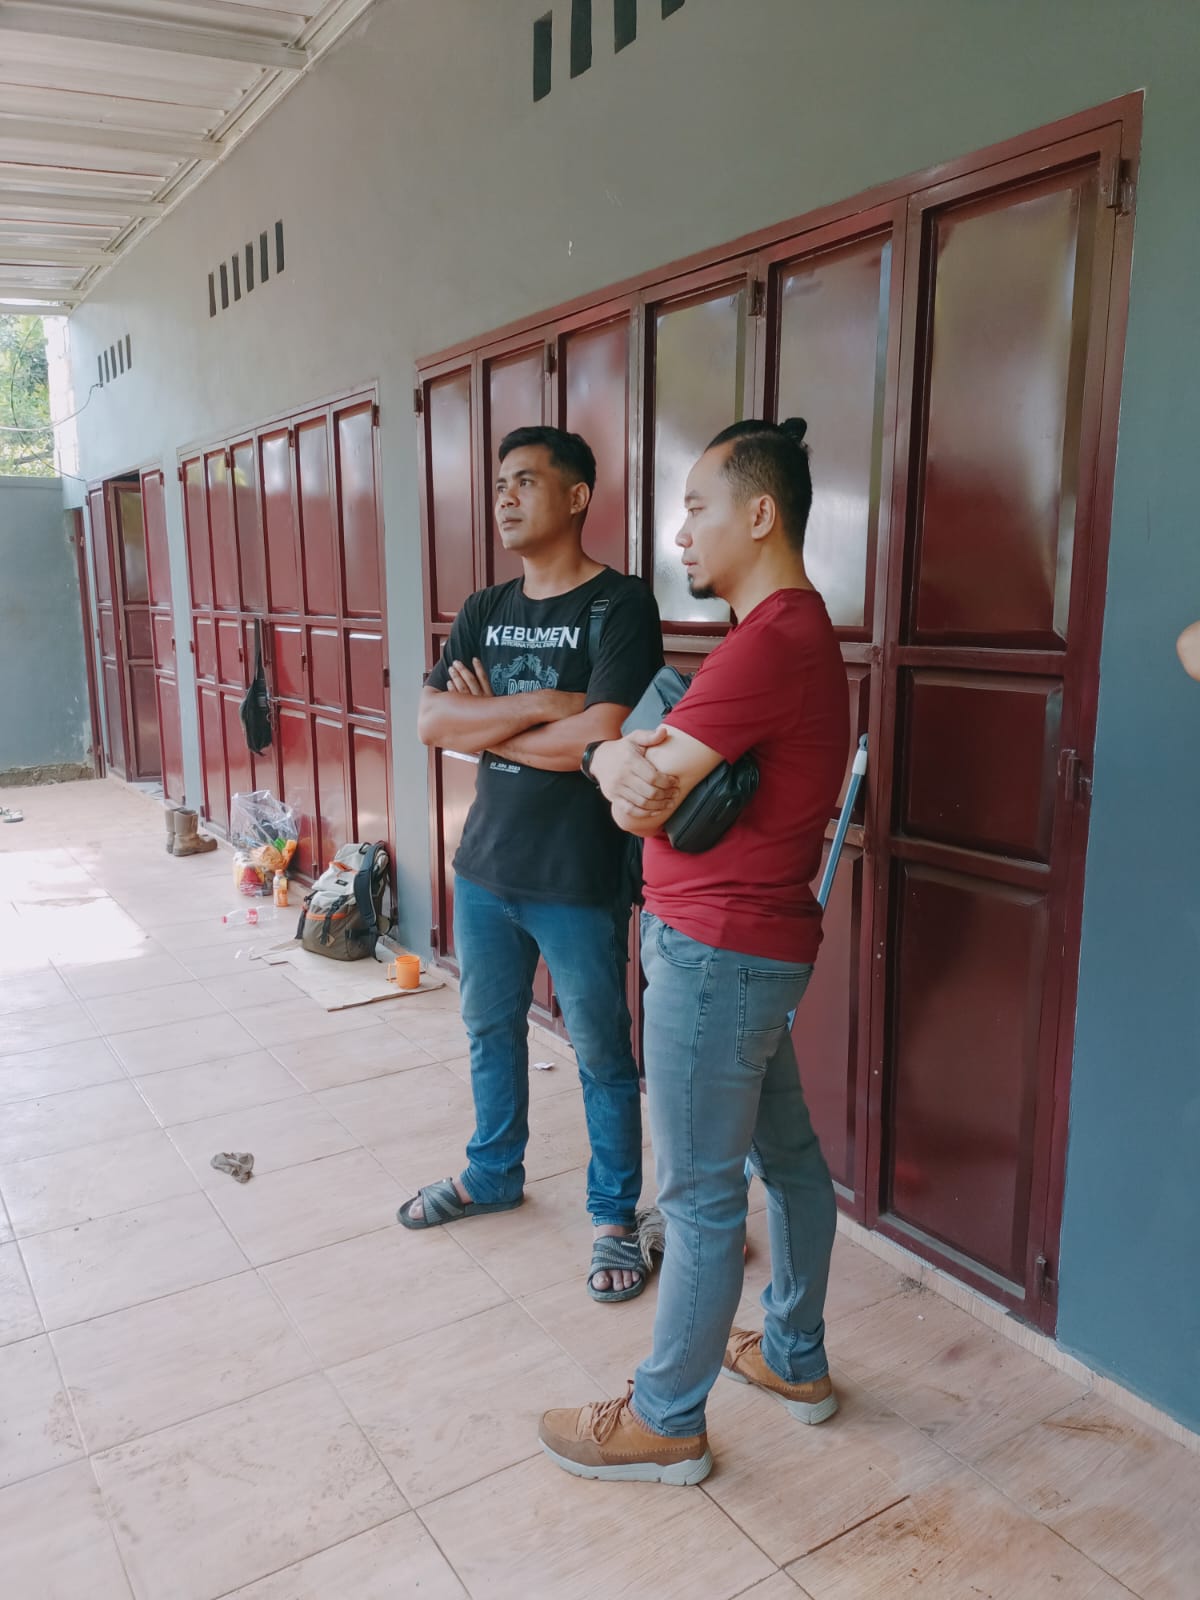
[0,780,1195,1599]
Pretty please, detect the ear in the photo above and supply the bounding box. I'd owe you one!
[570,481,592,518]
[748,493,778,543]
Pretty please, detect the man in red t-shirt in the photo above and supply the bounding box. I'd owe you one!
[539,417,850,1485]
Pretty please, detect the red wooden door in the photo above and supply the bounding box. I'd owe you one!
[141,468,184,803]
[870,133,1122,1319]
[86,485,128,778]
[111,480,161,782]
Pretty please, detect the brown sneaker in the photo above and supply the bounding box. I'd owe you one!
[722,1328,838,1424]
[539,1384,712,1485]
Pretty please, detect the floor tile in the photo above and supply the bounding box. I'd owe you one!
[832,1284,984,1393]
[788,1463,1131,1599]
[330,1300,598,1506]
[206,1148,401,1265]
[870,1322,1089,1463]
[421,1454,776,1600]
[444,1168,597,1298]
[0,1122,197,1238]
[271,1021,435,1091]
[263,1223,507,1367]
[0,1240,41,1344]
[0,1036,124,1104]
[167,1095,358,1188]
[976,1394,1200,1599]
[0,968,74,1016]
[94,1375,405,1600]
[53,1272,314,1452]
[522,1269,661,1392]
[701,1372,951,1567]
[0,1333,84,1487]
[225,1515,469,1600]
[21,898,152,966]
[21,1191,247,1329]
[0,1079,157,1163]
[0,999,98,1055]
[200,967,307,1011]
[738,1577,805,1599]
[234,998,386,1048]
[59,951,191,1000]
[134,1051,303,1125]
[107,1011,263,1076]
[84,979,225,1036]
[0,1460,132,1599]
[382,1008,472,1057]
[440,1045,580,1102]
[316,1062,474,1149]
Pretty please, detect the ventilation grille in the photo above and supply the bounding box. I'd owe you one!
[534,0,685,102]
[209,221,285,317]
[97,334,132,387]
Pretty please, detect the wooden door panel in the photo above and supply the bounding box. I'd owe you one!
[561,317,631,574]
[297,416,338,617]
[278,705,318,879]
[198,686,228,830]
[216,619,244,688]
[194,616,217,682]
[484,345,546,586]
[152,613,176,674]
[350,725,390,846]
[436,751,478,957]
[314,716,349,872]
[125,610,152,660]
[156,675,184,804]
[142,470,171,608]
[337,401,382,619]
[426,369,476,620]
[102,660,126,776]
[272,624,306,703]
[221,691,253,817]
[261,428,300,614]
[793,846,862,1192]
[114,484,148,604]
[888,864,1048,1284]
[182,458,212,610]
[347,631,386,717]
[911,172,1098,648]
[309,628,342,710]
[901,673,1062,862]
[231,439,266,614]
[88,487,113,605]
[773,233,890,633]
[206,449,240,612]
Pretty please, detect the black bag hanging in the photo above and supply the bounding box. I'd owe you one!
[239,619,273,756]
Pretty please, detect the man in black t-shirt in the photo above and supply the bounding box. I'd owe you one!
[398,426,665,1302]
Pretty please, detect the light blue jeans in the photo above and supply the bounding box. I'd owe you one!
[453,874,642,1228]
[632,913,835,1437]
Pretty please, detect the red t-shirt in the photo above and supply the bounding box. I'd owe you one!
[643,587,850,963]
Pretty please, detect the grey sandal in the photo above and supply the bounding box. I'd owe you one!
[396,1176,523,1230]
[586,1206,666,1303]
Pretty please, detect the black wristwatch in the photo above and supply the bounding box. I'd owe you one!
[580,740,605,788]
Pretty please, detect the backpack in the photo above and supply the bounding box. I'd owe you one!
[296,841,392,960]
[239,619,273,756]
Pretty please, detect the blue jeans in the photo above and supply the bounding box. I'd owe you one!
[453,874,642,1228]
[632,914,835,1437]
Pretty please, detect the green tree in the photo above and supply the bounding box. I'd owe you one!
[0,315,54,477]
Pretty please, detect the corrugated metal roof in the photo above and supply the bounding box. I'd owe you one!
[0,0,379,312]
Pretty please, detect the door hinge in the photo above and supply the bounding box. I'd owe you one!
[412,386,423,416]
[429,924,439,947]
[1058,748,1092,806]
[176,465,184,483]
[544,342,557,376]
[1101,155,1135,215]
[1034,1253,1057,1303]
[749,279,766,318]
[382,666,390,688]
[371,402,380,427]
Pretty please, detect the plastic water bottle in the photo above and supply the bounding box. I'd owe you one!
[222,906,260,927]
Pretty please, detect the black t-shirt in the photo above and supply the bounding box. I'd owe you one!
[426,568,663,904]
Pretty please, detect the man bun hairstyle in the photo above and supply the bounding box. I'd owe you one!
[498,425,597,496]
[707,416,813,549]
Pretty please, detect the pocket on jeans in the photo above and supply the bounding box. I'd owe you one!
[736,966,809,1071]
[654,918,710,970]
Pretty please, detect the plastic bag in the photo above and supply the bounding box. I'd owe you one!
[229,791,298,858]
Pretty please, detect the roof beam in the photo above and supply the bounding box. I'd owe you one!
[0,282,81,303]
[0,244,111,266]
[0,189,163,220]
[0,3,308,71]
[0,114,220,162]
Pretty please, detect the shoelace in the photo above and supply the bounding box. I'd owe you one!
[586,1384,635,1444]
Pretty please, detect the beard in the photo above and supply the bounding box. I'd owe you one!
[686,573,717,601]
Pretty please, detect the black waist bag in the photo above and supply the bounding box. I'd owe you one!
[621,667,759,853]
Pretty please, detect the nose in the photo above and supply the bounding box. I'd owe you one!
[675,520,691,549]
[497,483,517,510]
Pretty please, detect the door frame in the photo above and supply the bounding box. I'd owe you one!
[68,507,105,779]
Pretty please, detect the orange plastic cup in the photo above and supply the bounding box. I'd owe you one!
[389,953,421,990]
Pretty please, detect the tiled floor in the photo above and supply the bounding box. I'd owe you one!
[1,778,1197,1600]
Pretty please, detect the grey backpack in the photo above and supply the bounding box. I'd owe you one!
[297,842,391,960]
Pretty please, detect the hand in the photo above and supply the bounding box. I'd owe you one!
[590,727,678,816]
[447,658,493,697]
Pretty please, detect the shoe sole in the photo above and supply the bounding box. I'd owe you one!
[721,1367,839,1424]
[540,1441,713,1485]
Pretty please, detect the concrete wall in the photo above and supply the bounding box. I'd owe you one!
[0,476,91,780]
[63,0,1200,1429]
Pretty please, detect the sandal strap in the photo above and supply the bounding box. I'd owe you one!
[588,1235,645,1279]
[419,1177,466,1224]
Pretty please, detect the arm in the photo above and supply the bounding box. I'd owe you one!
[417,682,584,755]
[489,701,629,772]
[590,724,724,837]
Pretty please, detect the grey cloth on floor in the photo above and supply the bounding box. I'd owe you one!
[211,1151,254,1183]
